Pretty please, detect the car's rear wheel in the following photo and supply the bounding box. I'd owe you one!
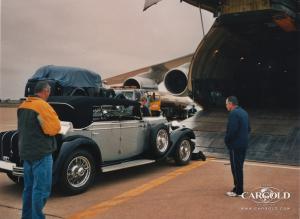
[59,149,95,195]
[174,137,192,166]
[151,126,170,158]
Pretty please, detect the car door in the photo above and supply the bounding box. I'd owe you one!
[120,120,147,159]
[89,121,121,162]
[89,104,123,162]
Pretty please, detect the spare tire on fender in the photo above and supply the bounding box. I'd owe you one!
[150,124,170,158]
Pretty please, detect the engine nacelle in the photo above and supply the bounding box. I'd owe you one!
[163,63,190,96]
[123,76,158,90]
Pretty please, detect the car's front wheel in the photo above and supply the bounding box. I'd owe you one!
[174,137,192,166]
[59,149,95,195]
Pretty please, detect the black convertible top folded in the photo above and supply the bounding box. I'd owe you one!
[48,96,140,128]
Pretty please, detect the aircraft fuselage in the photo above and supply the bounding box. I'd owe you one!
[187,0,298,110]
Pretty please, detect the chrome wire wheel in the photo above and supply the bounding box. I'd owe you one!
[156,129,169,154]
[66,156,91,188]
[174,138,192,165]
[178,140,191,162]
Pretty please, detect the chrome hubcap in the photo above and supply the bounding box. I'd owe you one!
[67,156,91,188]
[156,129,169,153]
[179,140,191,161]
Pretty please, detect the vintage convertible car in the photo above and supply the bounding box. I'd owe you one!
[0,96,200,195]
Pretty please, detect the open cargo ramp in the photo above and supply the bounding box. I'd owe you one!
[182,109,300,165]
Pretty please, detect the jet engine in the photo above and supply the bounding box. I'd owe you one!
[163,63,190,96]
[123,76,158,90]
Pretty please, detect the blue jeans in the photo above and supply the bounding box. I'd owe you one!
[22,154,53,219]
[229,148,247,195]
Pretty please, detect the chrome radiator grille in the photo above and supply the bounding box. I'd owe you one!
[0,130,21,165]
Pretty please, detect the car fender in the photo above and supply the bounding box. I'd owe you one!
[149,122,169,132]
[52,135,102,184]
[167,127,196,157]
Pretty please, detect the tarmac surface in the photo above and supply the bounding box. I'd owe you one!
[0,107,299,219]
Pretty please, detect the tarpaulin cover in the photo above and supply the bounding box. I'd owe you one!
[30,65,102,88]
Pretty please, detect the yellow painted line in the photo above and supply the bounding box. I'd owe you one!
[67,160,210,219]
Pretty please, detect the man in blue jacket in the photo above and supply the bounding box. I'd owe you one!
[224,96,250,197]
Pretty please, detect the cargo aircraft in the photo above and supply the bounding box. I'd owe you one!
[107,0,299,164]
[143,0,298,109]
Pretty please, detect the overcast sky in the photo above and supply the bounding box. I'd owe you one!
[0,0,214,99]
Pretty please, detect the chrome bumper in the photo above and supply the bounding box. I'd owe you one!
[0,160,23,176]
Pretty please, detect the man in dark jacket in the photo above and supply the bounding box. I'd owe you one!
[18,81,61,219]
[224,96,250,197]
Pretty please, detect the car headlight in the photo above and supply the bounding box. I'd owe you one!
[59,121,73,135]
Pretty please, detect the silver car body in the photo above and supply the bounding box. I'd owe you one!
[65,116,167,162]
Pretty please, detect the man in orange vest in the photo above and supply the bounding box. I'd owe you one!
[18,81,61,219]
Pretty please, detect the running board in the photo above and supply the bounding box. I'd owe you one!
[101,159,155,173]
